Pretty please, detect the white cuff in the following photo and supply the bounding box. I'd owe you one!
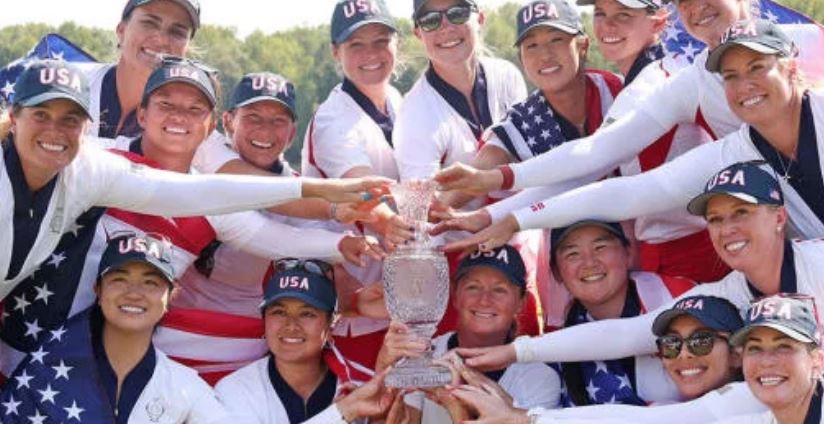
[514,335,537,363]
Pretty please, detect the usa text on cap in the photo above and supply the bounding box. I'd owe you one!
[230,72,297,119]
[687,161,783,216]
[142,57,217,107]
[515,0,584,46]
[455,245,527,290]
[706,19,795,73]
[730,294,820,347]
[331,0,398,45]
[98,234,176,285]
[13,59,91,117]
[260,267,338,313]
[652,295,744,336]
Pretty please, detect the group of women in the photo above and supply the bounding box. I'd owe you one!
[2,0,824,422]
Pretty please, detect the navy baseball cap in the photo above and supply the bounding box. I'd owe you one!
[455,245,527,290]
[652,295,744,336]
[550,220,629,262]
[687,161,784,216]
[142,57,217,107]
[98,234,175,285]
[261,268,338,313]
[515,0,584,46]
[706,19,795,73]
[731,294,821,347]
[122,0,201,34]
[576,0,662,9]
[331,0,397,45]
[414,0,478,18]
[229,72,297,119]
[13,59,91,117]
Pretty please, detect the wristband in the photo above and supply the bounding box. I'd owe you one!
[329,202,338,221]
[498,165,515,191]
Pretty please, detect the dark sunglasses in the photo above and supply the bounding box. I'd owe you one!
[656,330,728,359]
[415,4,476,32]
[275,258,335,281]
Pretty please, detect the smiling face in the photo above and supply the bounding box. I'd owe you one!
[593,0,664,72]
[554,225,631,311]
[674,0,747,47]
[11,99,88,188]
[453,267,523,343]
[519,27,587,94]
[333,23,397,89]
[704,195,786,277]
[116,0,193,75]
[97,261,171,336]
[137,82,215,159]
[264,298,332,364]
[661,315,738,400]
[224,101,296,170]
[742,327,823,411]
[720,47,797,129]
[415,0,484,70]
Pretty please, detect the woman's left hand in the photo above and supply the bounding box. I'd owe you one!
[442,214,520,253]
[449,384,528,424]
[336,367,398,421]
[302,176,393,204]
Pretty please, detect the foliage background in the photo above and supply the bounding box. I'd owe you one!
[1,1,821,163]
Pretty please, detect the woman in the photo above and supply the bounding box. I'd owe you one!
[0,58,387,301]
[442,19,824,258]
[375,245,560,422]
[723,294,824,424]
[434,0,824,241]
[652,295,744,401]
[215,259,395,423]
[0,234,228,422]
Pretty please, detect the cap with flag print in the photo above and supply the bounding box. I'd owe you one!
[731,294,821,347]
[705,19,795,72]
[0,34,96,108]
[11,59,91,117]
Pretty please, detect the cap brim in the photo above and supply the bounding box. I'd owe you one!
[99,258,175,285]
[652,308,742,336]
[706,41,782,72]
[170,0,200,30]
[577,0,654,8]
[334,19,397,45]
[687,191,760,216]
[515,22,582,46]
[552,220,629,252]
[148,78,216,107]
[730,323,817,347]
[259,292,334,313]
[455,264,525,290]
[233,96,296,119]
[18,92,91,118]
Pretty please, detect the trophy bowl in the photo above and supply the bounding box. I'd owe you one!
[382,180,452,388]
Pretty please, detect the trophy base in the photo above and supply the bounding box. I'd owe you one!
[385,363,453,388]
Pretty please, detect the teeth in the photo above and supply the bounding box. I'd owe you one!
[759,376,785,386]
[582,274,606,282]
[250,140,273,149]
[164,127,187,135]
[539,66,561,75]
[472,311,496,318]
[601,36,623,44]
[741,96,765,107]
[679,368,704,377]
[39,142,66,152]
[280,337,304,344]
[361,63,382,71]
[119,305,145,314]
[725,241,747,252]
[695,14,716,26]
[439,40,462,48]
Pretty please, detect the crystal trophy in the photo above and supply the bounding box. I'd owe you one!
[383,179,452,388]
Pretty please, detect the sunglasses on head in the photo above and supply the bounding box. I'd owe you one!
[415,4,476,32]
[656,330,728,359]
[275,258,335,281]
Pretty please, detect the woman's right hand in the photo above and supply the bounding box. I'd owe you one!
[429,208,492,236]
[375,321,429,372]
[434,163,504,196]
[455,344,518,372]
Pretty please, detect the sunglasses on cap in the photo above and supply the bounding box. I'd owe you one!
[275,258,335,281]
[656,330,728,359]
[416,4,477,32]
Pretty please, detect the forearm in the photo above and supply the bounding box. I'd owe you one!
[230,219,345,262]
[269,198,333,220]
[441,145,514,209]
[515,312,657,363]
[486,173,601,223]
[215,158,273,176]
[510,110,668,190]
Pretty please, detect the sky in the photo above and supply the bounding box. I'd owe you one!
[0,0,519,37]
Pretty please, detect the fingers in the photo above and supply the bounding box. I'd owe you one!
[433,163,470,185]
[441,235,483,253]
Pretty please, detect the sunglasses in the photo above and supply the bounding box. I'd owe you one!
[656,330,728,359]
[275,258,335,281]
[415,4,476,32]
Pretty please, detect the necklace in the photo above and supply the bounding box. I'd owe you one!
[772,144,798,183]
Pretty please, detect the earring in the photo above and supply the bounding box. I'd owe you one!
[777,226,783,233]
